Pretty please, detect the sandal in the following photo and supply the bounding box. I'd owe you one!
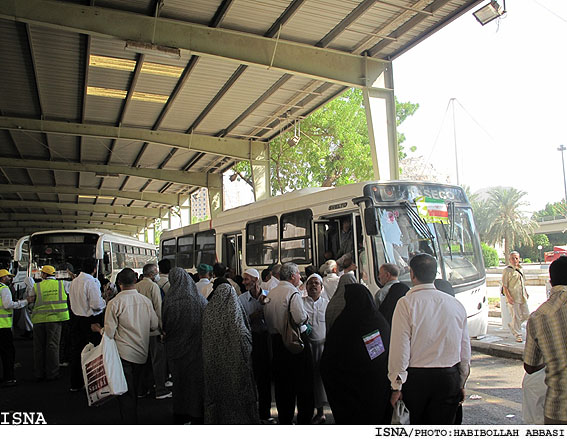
[516,336,523,343]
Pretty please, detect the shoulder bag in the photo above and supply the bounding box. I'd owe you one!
[282,292,304,354]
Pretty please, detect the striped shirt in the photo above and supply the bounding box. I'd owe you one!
[524,285,567,421]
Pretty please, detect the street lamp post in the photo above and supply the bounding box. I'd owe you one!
[538,245,543,264]
[559,145,567,204]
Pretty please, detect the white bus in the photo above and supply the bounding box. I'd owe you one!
[160,181,488,337]
[21,229,157,282]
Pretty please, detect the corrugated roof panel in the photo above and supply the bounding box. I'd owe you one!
[159,57,243,132]
[80,137,113,163]
[4,168,39,185]
[46,134,79,163]
[197,66,286,135]
[132,144,171,169]
[278,0,351,46]
[107,140,146,165]
[0,132,21,157]
[88,67,132,91]
[135,67,180,96]
[121,176,152,191]
[222,0,289,35]
[53,170,80,188]
[0,20,40,118]
[90,37,139,61]
[94,0,153,15]
[12,132,49,159]
[122,101,165,128]
[30,26,83,121]
[161,0,220,24]
[84,95,123,124]
[328,2,404,52]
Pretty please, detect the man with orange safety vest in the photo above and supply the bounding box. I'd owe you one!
[28,265,70,381]
[0,269,31,386]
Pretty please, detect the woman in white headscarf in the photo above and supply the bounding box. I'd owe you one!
[202,279,259,424]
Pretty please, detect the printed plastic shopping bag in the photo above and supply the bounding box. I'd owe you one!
[391,400,410,425]
[81,333,128,406]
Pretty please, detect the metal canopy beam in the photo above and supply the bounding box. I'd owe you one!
[0,184,179,206]
[0,200,161,217]
[0,156,222,189]
[0,0,388,88]
[0,225,139,235]
[0,116,264,163]
[3,213,149,227]
[0,221,140,234]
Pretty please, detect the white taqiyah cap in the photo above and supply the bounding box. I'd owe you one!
[243,268,260,279]
[306,273,323,284]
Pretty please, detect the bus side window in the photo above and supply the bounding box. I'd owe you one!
[280,209,312,264]
[103,241,112,276]
[246,217,278,266]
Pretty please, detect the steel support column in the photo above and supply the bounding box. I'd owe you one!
[362,61,399,180]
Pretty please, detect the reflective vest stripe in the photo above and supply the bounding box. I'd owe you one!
[0,283,12,328]
[32,280,69,324]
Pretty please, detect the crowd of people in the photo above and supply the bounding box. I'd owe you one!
[0,252,473,425]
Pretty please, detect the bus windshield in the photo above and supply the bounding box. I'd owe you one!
[373,205,484,288]
[30,233,99,277]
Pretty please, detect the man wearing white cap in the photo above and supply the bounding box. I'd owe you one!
[29,265,70,381]
[238,268,274,424]
[0,269,30,386]
[302,273,329,424]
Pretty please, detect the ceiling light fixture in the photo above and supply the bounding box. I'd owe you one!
[473,1,505,26]
[125,40,181,60]
[95,172,120,177]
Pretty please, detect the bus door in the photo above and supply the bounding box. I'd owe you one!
[223,233,242,276]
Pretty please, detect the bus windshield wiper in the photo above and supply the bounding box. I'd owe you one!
[403,201,436,244]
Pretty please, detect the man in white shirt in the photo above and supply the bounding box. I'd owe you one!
[68,258,105,392]
[92,268,158,424]
[238,268,274,424]
[135,263,170,400]
[388,253,470,424]
[302,273,328,424]
[0,269,30,386]
[156,259,171,297]
[261,264,281,292]
[264,262,313,424]
[320,260,340,300]
[195,263,212,297]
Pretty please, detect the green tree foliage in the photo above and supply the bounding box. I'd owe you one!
[481,242,499,268]
[532,200,567,220]
[483,187,536,262]
[465,187,491,243]
[518,233,550,262]
[232,89,418,195]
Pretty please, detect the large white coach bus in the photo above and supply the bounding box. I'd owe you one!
[160,181,488,336]
[17,229,157,282]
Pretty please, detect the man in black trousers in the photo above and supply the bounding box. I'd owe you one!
[388,253,470,424]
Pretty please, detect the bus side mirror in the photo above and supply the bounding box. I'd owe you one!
[364,207,379,236]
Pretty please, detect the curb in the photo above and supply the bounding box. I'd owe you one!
[471,340,524,361]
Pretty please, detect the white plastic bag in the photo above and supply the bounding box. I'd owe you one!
[522,368,546,424]
[391,400,410,425]
[81,333,128,406]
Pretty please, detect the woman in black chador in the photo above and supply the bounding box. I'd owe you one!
[321,283,392,424]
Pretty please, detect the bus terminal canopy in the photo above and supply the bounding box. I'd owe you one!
[0,0,483,238]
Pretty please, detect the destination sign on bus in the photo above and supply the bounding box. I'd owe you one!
[365,183,467,204]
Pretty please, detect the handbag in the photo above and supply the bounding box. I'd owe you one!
[282,292,304,354]
[391,399,410,425]
[81,333,128,406]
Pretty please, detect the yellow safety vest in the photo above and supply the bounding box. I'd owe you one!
[0,282,13,329]
[32,279,69,324]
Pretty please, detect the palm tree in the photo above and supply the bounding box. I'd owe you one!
[484,187,536,263]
